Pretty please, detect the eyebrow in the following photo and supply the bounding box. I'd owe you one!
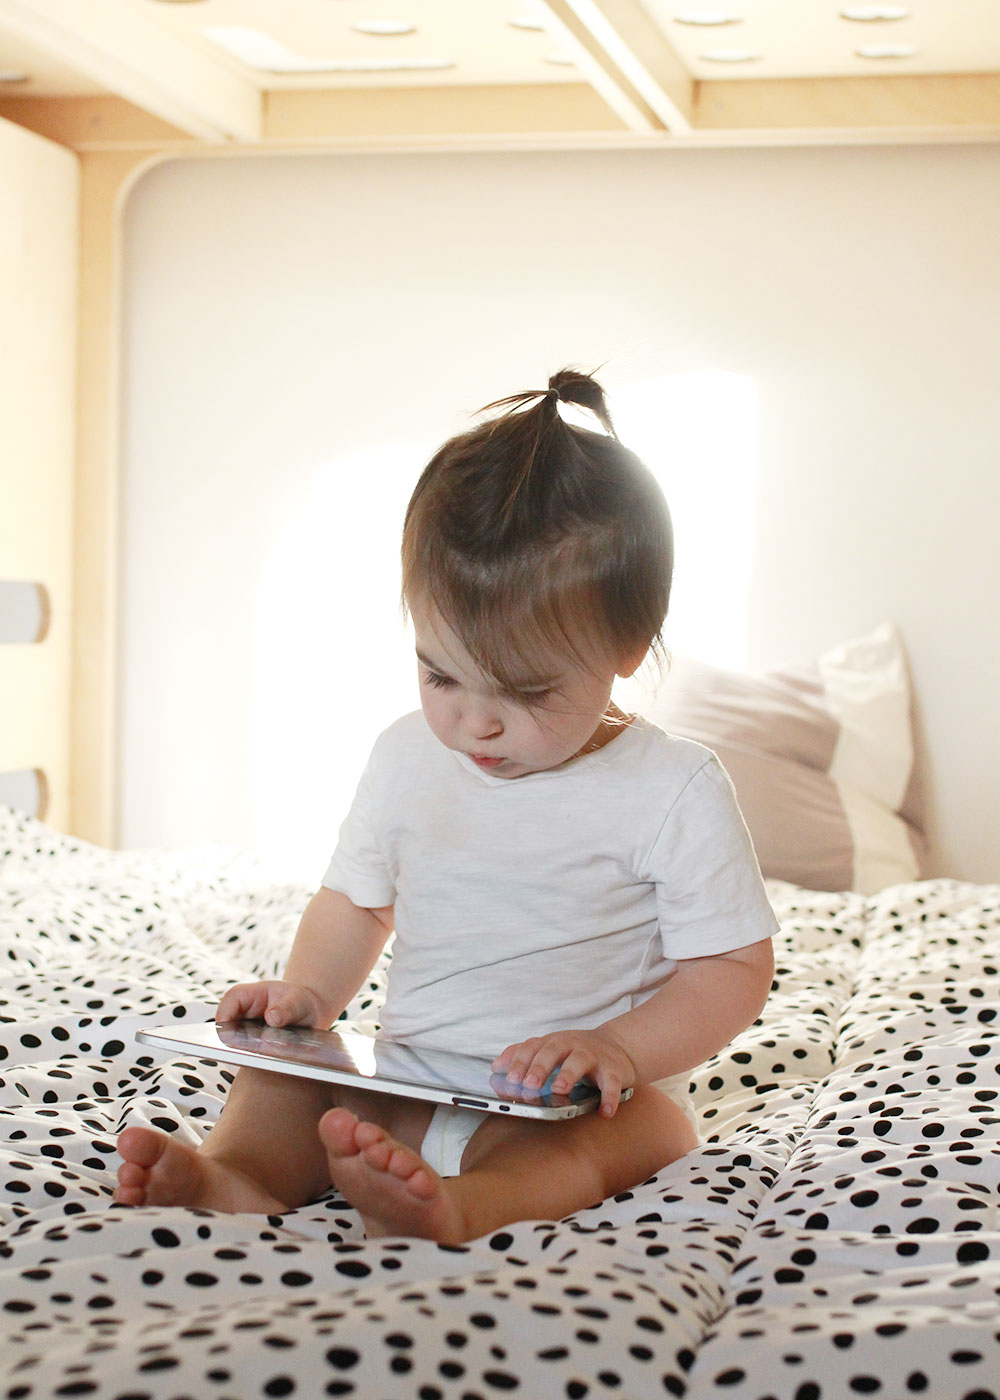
[415,648,451,676]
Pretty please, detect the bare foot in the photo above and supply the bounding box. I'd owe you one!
[319,1108,467,1242]
[114,1125,288,1214]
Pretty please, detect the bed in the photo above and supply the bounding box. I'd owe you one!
[2,626,999,1400]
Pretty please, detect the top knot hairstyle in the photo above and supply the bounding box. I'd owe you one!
[402,367,673,695]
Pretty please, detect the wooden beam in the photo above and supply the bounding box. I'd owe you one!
[695,73,1000,132]
[71,148,163,845]
[0,86,629,153]
[539,0,693,133]
[5,70,997,155]
[0,95,193,149]
[264,84,627,145]
[0,0,261,142]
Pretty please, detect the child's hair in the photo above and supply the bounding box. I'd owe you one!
[401,367,673,694]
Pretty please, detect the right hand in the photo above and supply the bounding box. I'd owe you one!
[216,980,329,1029]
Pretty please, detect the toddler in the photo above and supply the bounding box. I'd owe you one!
[116,368,776,1243]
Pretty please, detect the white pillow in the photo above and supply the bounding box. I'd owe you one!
[639,623,925,895]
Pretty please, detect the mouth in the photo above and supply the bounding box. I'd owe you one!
[469,753,505,769]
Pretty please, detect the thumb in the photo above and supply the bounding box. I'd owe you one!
[264,991,297,1026]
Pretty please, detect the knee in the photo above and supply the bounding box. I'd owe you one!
[613,1085,698,1177]
[627,1080,697,1159]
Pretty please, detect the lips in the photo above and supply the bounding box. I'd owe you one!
[470,754,504,769]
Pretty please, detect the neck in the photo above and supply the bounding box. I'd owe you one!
[576,704,634,758]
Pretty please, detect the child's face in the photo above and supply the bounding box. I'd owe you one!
[411,604,630,780]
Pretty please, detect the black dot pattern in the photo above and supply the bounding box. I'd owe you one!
[2,808,1000,1398]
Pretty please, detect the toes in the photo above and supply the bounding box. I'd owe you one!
[359,1138,394,1173]
[116,1160,148,1190]
[366,1142,438,1199]
[114,1159,149,1205]
[383,1144,421,1182]
[318,1108,361,1156]
[322,1113,441,1207]
[117,1126,167,1169]
[354,1119,390,1151]
[403,1165,438,1201]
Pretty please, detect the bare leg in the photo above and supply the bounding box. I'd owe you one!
[319,1086,696,1242]
[115,1066,433,1212]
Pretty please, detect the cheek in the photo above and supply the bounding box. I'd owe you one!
[419,688,454,740]
[530,695,608,751]
[516,709,569,755]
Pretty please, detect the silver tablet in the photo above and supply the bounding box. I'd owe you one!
[135,1021,629,1120]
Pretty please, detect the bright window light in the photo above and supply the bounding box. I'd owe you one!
[251,436,429,882]
[612,370,759,703]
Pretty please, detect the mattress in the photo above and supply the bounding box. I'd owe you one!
[1,807,998,1399]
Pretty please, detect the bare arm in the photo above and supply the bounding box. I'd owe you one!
[217,887,394,1030]
[603,937,774,1085]
[494,937,774,1116]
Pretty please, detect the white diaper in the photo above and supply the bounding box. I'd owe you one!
[421,1077,700,1177]
[420,1103,487,1177]
[654,1072,703,1141]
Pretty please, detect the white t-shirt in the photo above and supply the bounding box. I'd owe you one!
[323,710,777,1059]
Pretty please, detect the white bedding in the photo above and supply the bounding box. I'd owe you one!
[2,807,999,1399]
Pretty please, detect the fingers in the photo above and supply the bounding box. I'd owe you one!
[555,1048,622,1117]
[496,1036,593,1091]
[593,1071,623,1118]
[491,1034,627,1116]
[492,1037,568,1093]
[215,981,317,1028]
[492,1038,542,1083]
[262,985,312,1027]
[216,982,271,1022]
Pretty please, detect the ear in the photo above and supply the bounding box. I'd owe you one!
[617,645,649,680]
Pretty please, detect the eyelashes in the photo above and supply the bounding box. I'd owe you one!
[423,669,455,690]
[517,687,555,705]
[422,669,554,707]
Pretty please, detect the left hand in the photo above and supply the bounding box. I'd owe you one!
[492,1029,637,1117]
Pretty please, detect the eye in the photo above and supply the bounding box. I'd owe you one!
[423,669,456,690]
[508,686,554,708]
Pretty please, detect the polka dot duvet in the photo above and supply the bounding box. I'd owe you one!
[2,808,999,1400]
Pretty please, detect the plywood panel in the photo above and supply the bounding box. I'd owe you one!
[0,115,79,829]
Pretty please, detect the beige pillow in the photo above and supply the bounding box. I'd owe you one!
[639,623,925,895]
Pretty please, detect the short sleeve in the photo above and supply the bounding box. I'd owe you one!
[646,755,778,960]
[321,744,397,910]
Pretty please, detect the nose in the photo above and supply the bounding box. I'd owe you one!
[465,696,504,742]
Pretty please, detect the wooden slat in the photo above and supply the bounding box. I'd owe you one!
[539,0,693,133]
